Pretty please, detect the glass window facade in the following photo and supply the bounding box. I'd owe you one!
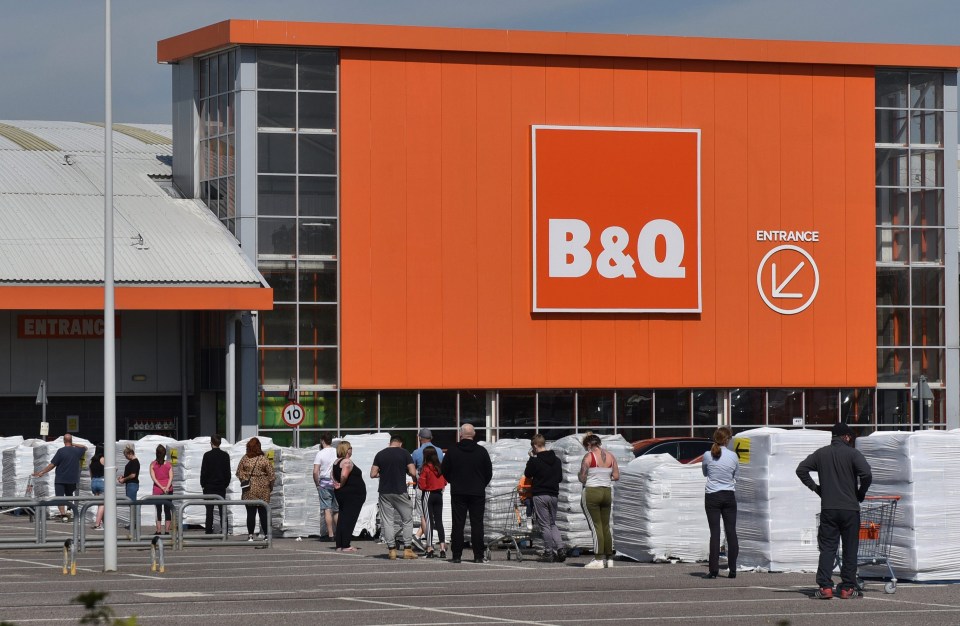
[875,69,947,428]
[255,48,340,432]
[198,50,238,235]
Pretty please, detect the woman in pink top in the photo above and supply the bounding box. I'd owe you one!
[149,444,173,535]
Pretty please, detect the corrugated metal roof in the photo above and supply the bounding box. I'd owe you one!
[86,123,172,146]
[8,121,172,155]
[0,120,261,286]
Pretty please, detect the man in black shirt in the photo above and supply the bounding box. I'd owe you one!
[524,433,565,563]
[797,423,873,599]
[441,423,492,563]
[200,435,232,534]
[371,435,417,559]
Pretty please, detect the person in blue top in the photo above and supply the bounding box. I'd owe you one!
[411,428,443,549]
[33,434,87,522]
[701,426,739,579]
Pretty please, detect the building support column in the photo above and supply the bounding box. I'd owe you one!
[225,312,237,442]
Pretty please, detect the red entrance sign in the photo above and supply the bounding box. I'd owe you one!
[17,315,121,339]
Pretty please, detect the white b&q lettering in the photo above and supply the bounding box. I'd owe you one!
[548,218,686,279]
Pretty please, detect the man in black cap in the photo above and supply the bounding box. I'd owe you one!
[796,423,873,600]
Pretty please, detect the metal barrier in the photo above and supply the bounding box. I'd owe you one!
[62,539,76,575]
[175,499,271,549]
[150,535,165,573]
[1,494,270,553]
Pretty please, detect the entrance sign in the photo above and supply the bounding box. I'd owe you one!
[282,402,305,427]
[532,125,701,313]
[756,245,820,315]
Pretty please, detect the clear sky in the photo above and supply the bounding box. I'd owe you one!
[2,0,959,124]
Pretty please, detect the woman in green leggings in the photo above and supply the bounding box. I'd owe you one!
[578,434,620,569]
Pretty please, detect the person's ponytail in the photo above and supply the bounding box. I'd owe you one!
[711,427,732,461]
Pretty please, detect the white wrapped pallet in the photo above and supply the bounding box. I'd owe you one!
[856,430,960,582]
[2,439,42,500]
[613,454,714,562]
[552,434,634,551]
[169,437,237,530]
[482,439,534,542]
[228,437,280,536]
[32,437,94,520]
[0,436,25,492]
[273,445,324,538]
[735,427,828,572]
[336,433,390,538]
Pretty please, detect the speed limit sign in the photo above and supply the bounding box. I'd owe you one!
[282,402,305,427]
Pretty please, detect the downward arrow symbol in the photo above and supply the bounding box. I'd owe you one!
[771,261,804,299]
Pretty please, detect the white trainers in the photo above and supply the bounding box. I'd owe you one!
[605,558,615,568]
[247,535,254,542]
[584,559,605,569]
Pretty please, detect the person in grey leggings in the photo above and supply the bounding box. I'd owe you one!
[523,434,566,563]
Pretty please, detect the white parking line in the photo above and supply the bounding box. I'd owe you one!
[341,597,558,626]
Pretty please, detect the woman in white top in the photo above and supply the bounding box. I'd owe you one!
[701,426,740,579]
[578,433,620,569]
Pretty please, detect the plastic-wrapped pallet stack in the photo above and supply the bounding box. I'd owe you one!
[856,430,960,581]
[227,437,280,536]
[115,435,177,529]
[0,436,25,490]
[32,436,95,520]
[336,432,390,538]
[613,454,714,562]
[552,434,634,551]
[168,437,237,530]
[272,445,324,538]
[2,438,37,500]
[482,439,534,541]
[736,427,829,571]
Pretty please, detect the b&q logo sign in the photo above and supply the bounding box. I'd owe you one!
[532,126,700,313]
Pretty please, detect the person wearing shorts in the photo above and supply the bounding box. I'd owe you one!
[33,433,87,522]
[313,433,339,541]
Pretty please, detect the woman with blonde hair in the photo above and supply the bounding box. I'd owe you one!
[332,440,366,552]
[701,426,739,579]
[578,433,620,569]
[236,438,275,541]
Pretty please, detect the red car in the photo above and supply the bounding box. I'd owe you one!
[631,437,712,464]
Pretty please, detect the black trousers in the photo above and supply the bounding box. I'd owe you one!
[818,508,860,590]
[427,490,445,544]
[705,490,739,574]
[334,494,364,549]
[245,504,268,536]
[203,487,227,533]
[451,493,485,560]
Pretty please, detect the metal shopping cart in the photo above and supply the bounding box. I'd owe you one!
[0,476,36,521]
[819,495,900,594]
[483,489,539,561]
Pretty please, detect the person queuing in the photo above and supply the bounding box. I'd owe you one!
[523,433,566,563]
[33,434,87,523]
[236,438,276,542]
[417,446,447,559]
[200,435,231,534]
[411,428,443,548]
[149,444,174,535]
[701,427,739,579]
[313,433,339,542]
[578,433,620,569]
[441,423,492,564]
[371,435,418,560]
[332,440,366,553]
[89,445,106,531]
[118,445,140,528]
[797,423,873,600]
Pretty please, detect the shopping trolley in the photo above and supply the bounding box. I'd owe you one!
[483,489,539,561]
[0,476,36,521]
[818,495,900,594]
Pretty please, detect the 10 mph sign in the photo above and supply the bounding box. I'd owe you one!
[282,402,305,427]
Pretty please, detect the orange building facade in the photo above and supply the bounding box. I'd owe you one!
[160,21,960,446]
